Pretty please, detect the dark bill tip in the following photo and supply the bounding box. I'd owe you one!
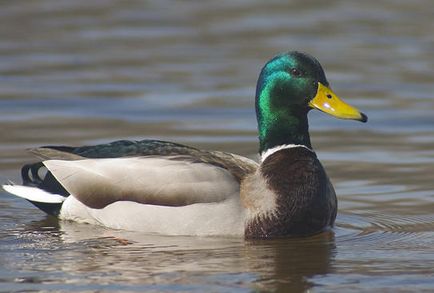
[360,112,368,123]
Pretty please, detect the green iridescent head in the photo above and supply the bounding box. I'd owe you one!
[255,51,367,153]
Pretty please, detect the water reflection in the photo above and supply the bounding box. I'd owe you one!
[6,217,336,292]
[10,204,434,292]
[245,233,336,292]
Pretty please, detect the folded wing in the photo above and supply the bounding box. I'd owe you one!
[44,156,242,209]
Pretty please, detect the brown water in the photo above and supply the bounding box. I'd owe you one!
[1,1,434,292]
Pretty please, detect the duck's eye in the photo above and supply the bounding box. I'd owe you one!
[290,68,302,77]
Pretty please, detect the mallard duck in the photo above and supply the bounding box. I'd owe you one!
[2,51,367,239]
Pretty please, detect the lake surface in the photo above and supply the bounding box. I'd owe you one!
[1,0,434,292]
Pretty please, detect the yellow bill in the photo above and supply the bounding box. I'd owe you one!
[309,82,367,123]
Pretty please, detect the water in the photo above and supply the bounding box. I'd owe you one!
[1,0,434,292]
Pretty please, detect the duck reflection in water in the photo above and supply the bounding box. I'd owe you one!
[19,218,335,292]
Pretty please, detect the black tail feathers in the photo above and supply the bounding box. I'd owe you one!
[20,162,69,216]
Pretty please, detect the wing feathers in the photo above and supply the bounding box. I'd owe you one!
[44,157,240,209]
[29,147,84,160]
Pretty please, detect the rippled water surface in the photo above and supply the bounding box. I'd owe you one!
[1,1,434,292]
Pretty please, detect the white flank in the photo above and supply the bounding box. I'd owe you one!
[261,144,312,162]
[2,185,65,203]
[60,195,245,237]
[241,171,278,221]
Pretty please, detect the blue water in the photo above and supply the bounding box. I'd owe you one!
[1,1,434,292]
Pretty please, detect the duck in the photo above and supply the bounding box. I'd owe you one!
[2,51,367,239]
